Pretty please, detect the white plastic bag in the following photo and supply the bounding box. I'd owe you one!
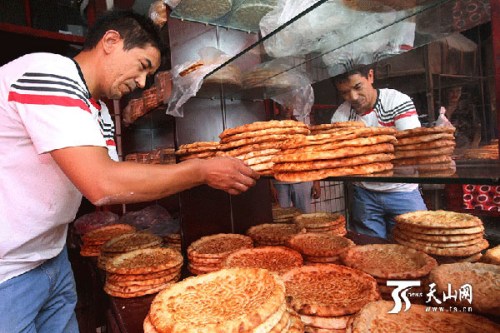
[166,47,232,117]
[434,106,455,128]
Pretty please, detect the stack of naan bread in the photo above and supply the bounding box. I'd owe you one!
[347,300,500,332]
[293,212,347,236]
[223,246,303,275]
[217,120,309,175]
[341,244,438,302]
[186,233,253,275]
[163,232,182,252]
[282,264,380,332]
[272,205,302,223]
[287,233,355,265]
[103,248,183,298]
[97,231,163,270]
[393,210,490,263]
[174,141,219,161]
[393,126,457,176]
[144,268,304,332]
[79,224,136,257]
[272,124,397,181]
[246,223,304,246]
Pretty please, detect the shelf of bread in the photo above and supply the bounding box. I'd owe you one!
[171,0,491,100]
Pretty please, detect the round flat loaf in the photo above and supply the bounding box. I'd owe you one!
[273,143,394,163]
[394,237,489,257]
[149,268,286,332]
[219,134,297,151]
[219,120,307,139]
[309,121,366,131]
[393,229,485,248]
[481,245,500,265]
[272,206,302,222]
[395,139,456,151]
[396,133,455,146]
[341,244,437,279]
[301,313,353,330]
[187,233,253,258]
[233,148,280,161]
[392,155,452,166]
[101,232,162,253]
[394,146,455,159]
[282,135,397,155]
[393,226,483,242]
[274,162,393,182]
[104,280,175,298]
[246,223,303,246]
[106,248,183,275]
[220,127,309,144]
[395,210,483,229]
[293,212,345,229]
[396,223,484,235]
[81,224,136,244]
[282,264,380,317]
[428,263,500,316]
[395,126,456,138]
[218,141,283,155]
[143,315,159,333]
[106,268,180,283]
[349,300,500,333]
[273,153,395,172]
[287,233,354,257]
[223,246,303,275]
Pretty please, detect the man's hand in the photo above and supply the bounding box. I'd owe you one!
[200,156,260,195]
[311,180,321,199]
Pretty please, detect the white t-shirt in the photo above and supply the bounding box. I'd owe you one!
[331,88,421,192]
[0,53,118,283]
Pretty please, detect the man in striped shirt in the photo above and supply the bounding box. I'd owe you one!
[331,65,427,239]
[0,10,258,333]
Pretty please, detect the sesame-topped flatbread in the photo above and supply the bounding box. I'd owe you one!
[223,246,303,275]
[287,233,354,257]
[395,139,456,151]
[149,268,286,333]
[187,233,254,259]
[246,223,303,246]
[219,120,308,139]
[293,212,345,229]
[281,135,397,154]
[394,126,456,138]
[309,121,366,131]
[101,232,162,253]
[395,210,483,229]
[106,248,183,275]
[340,244,438,279]
[282,264,380,317]
[396,133,455,146]
[220,127,310,144]
[348,300,500,333]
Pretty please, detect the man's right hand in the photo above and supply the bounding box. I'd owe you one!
[199,156,260,195]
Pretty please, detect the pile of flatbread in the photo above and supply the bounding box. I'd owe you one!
[175,141,219,161]
[80,224,136,257]
[481,245,500,265]
[217,120,309,176]
[186,233,253,275]
[282,264,380,332]
[341,244,438,302]
[103,248,183,298]
[144,268,304,332]
[293,212,347,236]
[163,233,182,252]
[347,300,500,332]
[428,262,500,316]
[97,231,163,270]
[223,246,303,275]
[393,210,490,263]
[246,223,304,246]
[272,205,302,223]
[287,233,355,265]
[272,125,397,181]
[393,126,457,176]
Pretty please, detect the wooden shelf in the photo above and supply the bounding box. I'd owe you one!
[0,22,85,44]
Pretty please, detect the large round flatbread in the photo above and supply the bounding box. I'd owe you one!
[187,233,253,259]
[394,146,455,159]
[392,155,452,166]
[396,223,484,235]
[223,246,303,275]
[282,264,380,317]
[287,233,354,257]
[395,126,456,138]
[101,232,162,253]
[395,139,456,151]
[149,268,286,332]
[428,263,500,316]
[396,133,455,145]
[218,134,299,150]
[274,162,393,182]
[393,226,484,242]
[393,229,485,248]
[340,244,438,279]
[294,212,345,228]
[106,248,183,275]
[273,153,394,172]
[220,127,309,144]
[394,237,489,257]
[481,245,500,265]
[219,120,307,139]
[395,210,483,229]
[81,224,136,244]
[281,135,397,154]
[246,223,303,246]
[310,121,365,131]
[348,300,500,333]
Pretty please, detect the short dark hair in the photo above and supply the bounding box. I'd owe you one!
[83,9,163,52]
[332,64,372,85]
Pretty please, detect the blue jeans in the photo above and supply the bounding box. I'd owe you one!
[350,186,427,239]
[274,182,313,213]
[0,246,79,333]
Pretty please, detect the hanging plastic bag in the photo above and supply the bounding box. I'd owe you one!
[434,106,455,128]
[148,0,168,28]
[166,47,232,117]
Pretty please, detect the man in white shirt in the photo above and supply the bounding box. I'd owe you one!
[331,65,427,239]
